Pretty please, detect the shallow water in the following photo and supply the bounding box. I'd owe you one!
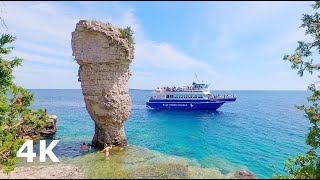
[27,89,310,178]
[19,145,234,179]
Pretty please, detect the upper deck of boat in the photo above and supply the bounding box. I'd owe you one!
[155,83,209,93]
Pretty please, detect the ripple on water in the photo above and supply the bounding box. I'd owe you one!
[27,90,311,179]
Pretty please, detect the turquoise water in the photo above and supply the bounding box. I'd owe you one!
[29,89,310,178]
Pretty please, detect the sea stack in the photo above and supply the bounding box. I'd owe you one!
[71,20,134,147]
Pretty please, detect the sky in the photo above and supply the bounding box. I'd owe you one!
[0,1,317,90]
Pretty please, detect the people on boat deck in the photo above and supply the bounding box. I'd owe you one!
[159,85,203,92]
[211,94,235,99]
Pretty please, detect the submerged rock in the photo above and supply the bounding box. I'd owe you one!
[129,163,189,179]
[71,20,134,147]
[230,170,256,179]
[73,145,232,179]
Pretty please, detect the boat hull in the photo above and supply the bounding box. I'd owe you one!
[146,101,225,110]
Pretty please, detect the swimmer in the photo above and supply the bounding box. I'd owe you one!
[81,142,87,151]
[102,143,113,157]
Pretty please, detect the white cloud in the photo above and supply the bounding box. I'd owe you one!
[13,63,80,89]
[135,40,212,70]
[211,1,311,62]
[11,50,75,68]
[2,1,213,89]
[262,25,313,58]
[132,70,153,76]
[16,41,71,57]
[3,2,75,48]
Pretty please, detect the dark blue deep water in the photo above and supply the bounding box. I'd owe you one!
[29,89,310,178]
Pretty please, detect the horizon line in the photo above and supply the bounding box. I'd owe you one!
[26,88,308,91]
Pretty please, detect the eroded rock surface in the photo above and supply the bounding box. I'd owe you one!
[71,20,134,148]
[17,115,57,140]
[0,164,84,179]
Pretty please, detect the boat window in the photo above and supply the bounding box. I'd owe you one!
[166,95,169,98]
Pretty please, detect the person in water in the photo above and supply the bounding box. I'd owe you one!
[81,142,87,151]
[87,143,92,150]
[102,143,113,157]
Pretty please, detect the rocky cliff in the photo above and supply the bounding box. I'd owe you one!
[71,20,134,147]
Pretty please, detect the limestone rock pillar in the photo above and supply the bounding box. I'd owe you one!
[71,20,134,147]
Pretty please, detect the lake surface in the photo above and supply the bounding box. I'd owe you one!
[28,89,310,178]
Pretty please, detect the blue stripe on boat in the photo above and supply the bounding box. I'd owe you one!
[146,101,225,110]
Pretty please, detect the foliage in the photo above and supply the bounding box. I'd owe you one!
[119,26,135,49]
[273,1,320,179]
[0,34,50,173]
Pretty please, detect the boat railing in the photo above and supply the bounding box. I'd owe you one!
[209,94,237,99]
[156,86,208,92]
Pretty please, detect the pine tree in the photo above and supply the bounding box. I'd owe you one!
[0,34,49,173]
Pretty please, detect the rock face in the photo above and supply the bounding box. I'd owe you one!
[39,115,57,136]
[71,20,134,148]
[18,115,57,140]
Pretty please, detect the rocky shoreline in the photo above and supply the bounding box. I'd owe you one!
[0,164,84,179]
[0,163,255,179]
[18,115,58,140]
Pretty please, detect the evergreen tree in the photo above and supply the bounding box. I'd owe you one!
[0,34,49,173]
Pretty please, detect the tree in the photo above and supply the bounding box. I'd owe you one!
[119,26,135,49]
[273,1,320,179]
[0,34,49,173]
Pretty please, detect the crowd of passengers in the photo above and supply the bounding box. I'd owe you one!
[158,86,202,92]
[151,94,235,99]
[210,94,235,98]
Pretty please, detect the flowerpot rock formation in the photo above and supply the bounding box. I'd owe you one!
[71,20,134,148]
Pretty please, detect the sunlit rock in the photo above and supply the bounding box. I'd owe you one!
[71,20,134,147]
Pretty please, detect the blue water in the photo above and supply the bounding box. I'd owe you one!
[29,89,310,178]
